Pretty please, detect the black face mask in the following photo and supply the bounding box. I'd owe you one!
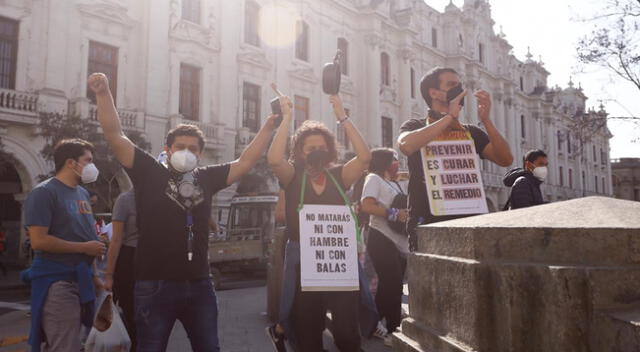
[446,84,465,107]
[306,150,330,170]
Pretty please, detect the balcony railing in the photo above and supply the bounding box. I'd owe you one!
[0,88,39,124]
[88,104,143,131]
[0,88,38,114]
[168,114,225,150]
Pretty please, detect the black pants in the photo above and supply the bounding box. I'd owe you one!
[113,245,136,351]
[366,228,406,332]
[292,287,361,352]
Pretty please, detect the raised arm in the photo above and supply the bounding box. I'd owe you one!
[88,73,135,168]
[267,96,295,186]
[331,95,371,188]
[226,114,278,185]
[475,90,513,167]
[398,90,467,156]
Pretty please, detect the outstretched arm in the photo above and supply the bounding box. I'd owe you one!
[267,96,295,187]
[226,115,278,185]
[88,73,135,168]
[331,95,371,188]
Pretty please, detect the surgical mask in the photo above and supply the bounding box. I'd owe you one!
[532,166,548,182]
[306,150,330,170]
[76,162,99,184]
[170,149,198,173]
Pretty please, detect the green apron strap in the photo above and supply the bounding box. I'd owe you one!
[296,169,363,244]
[325,170,362,244]
[297,172,307,213]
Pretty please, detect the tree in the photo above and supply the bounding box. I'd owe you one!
[576,0,640,95]
[37,112,151,211]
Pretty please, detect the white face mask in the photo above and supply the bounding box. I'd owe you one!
[170,149,198,173]
[532,166,548,182]
[76,162,99,184]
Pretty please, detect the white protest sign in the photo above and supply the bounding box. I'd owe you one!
[420,129,488,216]
[298,204,359,291]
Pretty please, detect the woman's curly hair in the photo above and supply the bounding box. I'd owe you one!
[289,120,338,167]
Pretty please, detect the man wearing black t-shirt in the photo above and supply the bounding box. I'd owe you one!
[398,67,513,251]
[89,73,277,351]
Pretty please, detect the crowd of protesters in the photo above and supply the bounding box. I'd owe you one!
[16,65,560,352]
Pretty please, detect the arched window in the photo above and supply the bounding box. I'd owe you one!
[295,21,309,61]
[381,52,390,86]
[337,38,348,75]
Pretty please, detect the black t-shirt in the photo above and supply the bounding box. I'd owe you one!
[399,118,490,228]
[125,147,230,280]
[284,165,347,242]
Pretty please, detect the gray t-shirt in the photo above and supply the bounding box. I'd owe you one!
[112,189,138,247]
[24,178,98,265]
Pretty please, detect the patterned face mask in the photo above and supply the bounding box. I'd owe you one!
[165,171,204,211]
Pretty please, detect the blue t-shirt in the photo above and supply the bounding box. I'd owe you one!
[24,178,98,265]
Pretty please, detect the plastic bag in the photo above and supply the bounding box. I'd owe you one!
[85,291,131,352]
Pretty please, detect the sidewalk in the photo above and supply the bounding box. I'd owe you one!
[1,285,390,351]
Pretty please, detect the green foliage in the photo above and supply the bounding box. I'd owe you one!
[577,0,640,92]
[37,112,151,209]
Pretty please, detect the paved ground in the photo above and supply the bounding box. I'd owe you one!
[0,277,391,351]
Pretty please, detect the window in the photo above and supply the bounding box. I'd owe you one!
[381,116,393,148]
[595,176,599,193]
[0,16,18,89]
[602,177,606,194]
[182,0,201,24]
[295,21,309,61]
[410,67,416,99]
[294,95,309,130]
[431,28,438,48]
[242,82,261,132]
[634,189,639,201]
[567,134,572,154]
[520,115,526,139]
[337,108,350,149]
[244,1,260,46]
[87,41,118,104]
[600,148,606,165]
[559,166,564,186]
[519,77,524,92]
[478,43,485,64]
[593,145,597,162]
[582,171,586,190]
[337,38,348,76]
[569,169,573,189]
[179,64,200,121]
[557,131,563,151]
[381,52,390,86]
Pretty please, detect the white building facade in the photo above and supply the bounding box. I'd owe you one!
[0,0,613,259]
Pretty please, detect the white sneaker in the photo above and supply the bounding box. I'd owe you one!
[373,321,388,339]
[384,335,393,347]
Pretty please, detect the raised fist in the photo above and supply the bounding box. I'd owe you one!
[88,73,110,96]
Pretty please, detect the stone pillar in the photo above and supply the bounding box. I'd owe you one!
[364,34,382,147]
[394,197,640,352]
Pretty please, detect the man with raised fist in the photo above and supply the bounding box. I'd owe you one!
[88,73,278,352]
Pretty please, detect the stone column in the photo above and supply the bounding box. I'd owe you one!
[394,197,640,352]
[364,34,382,147]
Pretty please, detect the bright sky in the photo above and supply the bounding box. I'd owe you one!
[426,0,639,159]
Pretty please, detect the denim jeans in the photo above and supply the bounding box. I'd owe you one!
[134,279,219,352]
